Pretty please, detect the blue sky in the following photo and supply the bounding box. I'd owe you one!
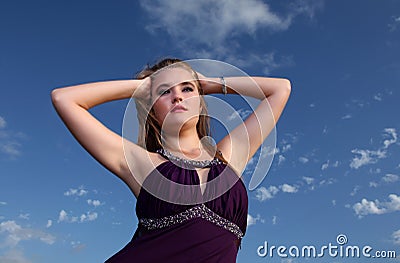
[0,0,399,262]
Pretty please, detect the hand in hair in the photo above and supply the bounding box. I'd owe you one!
[133,77,152,103]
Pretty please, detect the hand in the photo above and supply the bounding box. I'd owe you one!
[196,72,219,95]
[196,71,212,95]
[133,77,151,101]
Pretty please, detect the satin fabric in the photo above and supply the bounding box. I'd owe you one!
[105,158,248,263]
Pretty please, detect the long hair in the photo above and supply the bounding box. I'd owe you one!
[134,58,212,154]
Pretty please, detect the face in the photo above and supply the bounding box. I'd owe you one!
[150,67,201,132]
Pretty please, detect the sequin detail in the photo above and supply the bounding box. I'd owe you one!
[139,203,244,239]
[156,148,223,168]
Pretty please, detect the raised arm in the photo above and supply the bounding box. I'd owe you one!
[51,79,152,197]
[200,76,291,175]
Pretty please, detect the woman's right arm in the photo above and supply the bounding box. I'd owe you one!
[51,79,151,197]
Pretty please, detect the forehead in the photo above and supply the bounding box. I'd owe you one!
[152,67,195,89]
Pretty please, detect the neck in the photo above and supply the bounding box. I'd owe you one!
[161,127,208,159]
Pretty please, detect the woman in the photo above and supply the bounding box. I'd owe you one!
[51,58,291,262]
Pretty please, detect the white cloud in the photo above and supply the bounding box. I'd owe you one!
[58,210,98,223]
[350,185,360,196]
[58,210,68,223]
[1,141,21,157]
[280,183,298,193]
[261,145,279,158]
[46,220,52,228]
[227,52,294,75]
[255,186,279,201]
[288,0,324,19]
[319,178,335,186]
[350,149,386,169]
[321,160,339,170]
[299,157,309,164]
[278,155,286,165]
[373,93,382,101]
[332,200,336,206]
[350,128,397,169]
[302,176,314,185]
[282,144,292,153]
[87,199,102,207]
[227,108,252,121]
[388,15,400,31]
[368,174,399,188]
[0,249,32,263]
[272,215,277,225]
[321,160,329,170]
[0,116,6,129]
[80,212,98,222]
[0,116,25,158]
[383,128,397,149]
[64,187,88,197]
[247,213,264,226]
[71,240,86,252]
[140,0,321,72]
[341,114,352,120]
[141,0,291,49]
[382,174,399,183]
[369,167,381,174]
[0,201,7,205]
[369,181,378,188]
[0,220,55,248]
[392,229,400,245]
[18,214,29,220]
[353,194,400,218]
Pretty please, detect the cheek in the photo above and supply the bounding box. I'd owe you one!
[152,100,167,123]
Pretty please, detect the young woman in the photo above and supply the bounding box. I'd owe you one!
[51,58,291,262]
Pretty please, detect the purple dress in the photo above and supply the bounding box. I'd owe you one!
[105,150,248,263]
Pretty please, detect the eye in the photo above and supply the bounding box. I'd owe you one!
[182,86,194,92]
[159,89,170,96]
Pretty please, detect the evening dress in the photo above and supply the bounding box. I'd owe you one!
[105,149,248,263]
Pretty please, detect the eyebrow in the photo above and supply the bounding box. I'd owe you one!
[155,81,195,94]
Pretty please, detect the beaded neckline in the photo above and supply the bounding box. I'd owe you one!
[156,148,223,168]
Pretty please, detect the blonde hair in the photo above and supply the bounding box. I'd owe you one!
[134,58,211,153]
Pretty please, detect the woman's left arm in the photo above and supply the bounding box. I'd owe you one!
[200,76,291,175]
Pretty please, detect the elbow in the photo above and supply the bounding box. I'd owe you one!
[51,87,71,108]
[282,78,292,95]
[50,88,63,106]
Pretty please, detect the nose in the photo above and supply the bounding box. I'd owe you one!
[171,89,183,104]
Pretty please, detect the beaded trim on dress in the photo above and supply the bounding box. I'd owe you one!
[156,148,223,168]
[139,203,244,239]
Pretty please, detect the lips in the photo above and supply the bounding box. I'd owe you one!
[171,104,188,112]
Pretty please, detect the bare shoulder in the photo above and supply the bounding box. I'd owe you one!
[216,140,246,178]
[120,140,166,198]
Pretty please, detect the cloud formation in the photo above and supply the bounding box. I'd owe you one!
[0,115,25,158]
[0,220,55,248]
[255,186,279,201]
[247,213,265,226]
[58,210,98,223]
[350,128,397,169]
[141,0,291,48]
[0,249,32,263]
[87,199,102,207]
[392,229,400,245]
[280,183,298,193]
[139,0,322,72]
[64,187,88,197]
[353,194,400,218]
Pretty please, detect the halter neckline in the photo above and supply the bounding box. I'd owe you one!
[156,148,223,168]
